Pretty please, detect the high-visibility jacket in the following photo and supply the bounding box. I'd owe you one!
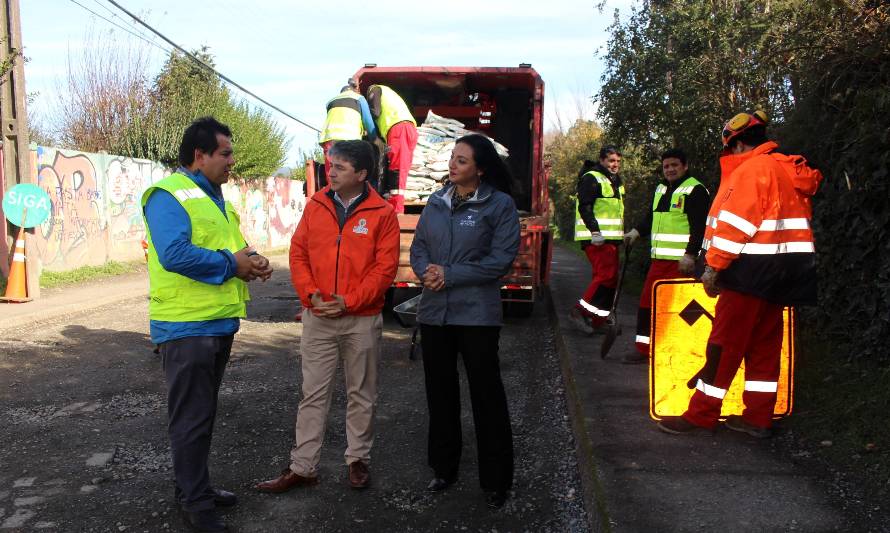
[369,84,416,138]
[703,141,823,305]
[574,171,624,241]
[141,173,249,322]
[320,91,364,143]
[650,176,704,259]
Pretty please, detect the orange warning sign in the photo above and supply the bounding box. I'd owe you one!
[649,279,794,420]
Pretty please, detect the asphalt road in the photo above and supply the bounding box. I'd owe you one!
[0,260,588,532]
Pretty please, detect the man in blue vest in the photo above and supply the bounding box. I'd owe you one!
[622,148,710,363]
[142,117,273,532]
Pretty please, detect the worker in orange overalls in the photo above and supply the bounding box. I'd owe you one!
[657,111,823,438]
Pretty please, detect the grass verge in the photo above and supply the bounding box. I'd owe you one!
[39,260,145,289]
[786,330,890,515]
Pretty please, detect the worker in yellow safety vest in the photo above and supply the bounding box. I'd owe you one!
[320,80,378,180]
[567,145,625,334]
[622,148,710,363]
[142,116,273,532]
[366,84,418,214]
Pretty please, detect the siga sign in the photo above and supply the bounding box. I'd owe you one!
[648,279,794,420]
[2,183,51,228]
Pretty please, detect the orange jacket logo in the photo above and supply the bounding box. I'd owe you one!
[352,218,369,235]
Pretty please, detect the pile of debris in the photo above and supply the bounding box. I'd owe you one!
[404,111,509,203]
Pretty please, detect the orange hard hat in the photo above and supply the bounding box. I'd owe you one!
[721,110,769,147]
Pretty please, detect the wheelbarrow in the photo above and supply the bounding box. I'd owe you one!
[393,294,422,360]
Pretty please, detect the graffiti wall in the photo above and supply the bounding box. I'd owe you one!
[221,177,306,250]
[0,146,305,273]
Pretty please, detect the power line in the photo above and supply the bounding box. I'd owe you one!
[66,0,173,56]
[87,0,169,50]
[103,0,321,133]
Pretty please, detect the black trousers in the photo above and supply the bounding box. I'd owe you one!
[420,324,513,492]
[161,335,232,511]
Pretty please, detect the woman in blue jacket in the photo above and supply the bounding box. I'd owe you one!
[409,134,520,509]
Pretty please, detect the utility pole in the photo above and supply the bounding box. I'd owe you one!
[0,0,37,296]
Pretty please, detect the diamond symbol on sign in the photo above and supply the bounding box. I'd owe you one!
[679,299,715,326]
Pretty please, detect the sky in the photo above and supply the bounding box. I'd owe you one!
[20,0,633,166]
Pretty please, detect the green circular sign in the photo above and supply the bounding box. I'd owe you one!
[2,183,52,228]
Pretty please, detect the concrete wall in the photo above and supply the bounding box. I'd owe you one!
[1,146,305,274]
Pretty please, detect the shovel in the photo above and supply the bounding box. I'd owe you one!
[601,244,633,359]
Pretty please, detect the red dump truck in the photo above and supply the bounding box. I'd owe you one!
[307,65,551,316]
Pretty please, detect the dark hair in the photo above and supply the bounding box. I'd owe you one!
[577,159,597,180]
[454,134,514,196]
[730,125,768,149]
[599,145,622,161]
[179,116,232,167]
[340,85,352,92]
[328,140,378,182]
[661,148,688,165]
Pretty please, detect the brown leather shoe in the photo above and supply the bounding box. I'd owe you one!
[255,468,318,493]
[348,461,370,489]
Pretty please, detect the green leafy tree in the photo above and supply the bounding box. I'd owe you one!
[597,0,890,361]
[597,0,794,185]
[115,47,289,177]
[116,48,228,167]
[216,101,289,178]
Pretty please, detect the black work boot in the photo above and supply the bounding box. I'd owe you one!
[181,508,227,532]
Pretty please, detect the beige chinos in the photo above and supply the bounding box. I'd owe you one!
[289,310,383,476]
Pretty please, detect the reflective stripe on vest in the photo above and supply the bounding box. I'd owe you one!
[703,236,816,255]
[141,173,249,322]
[371,84,416,138]
[650,176,703,260]
[320,91,364,143]
[574,171,625,241]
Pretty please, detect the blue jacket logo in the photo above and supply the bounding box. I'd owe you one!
[459,214,476,227]
[353,218,369,235]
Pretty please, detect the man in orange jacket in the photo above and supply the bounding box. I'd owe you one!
[256,140,400,492]
[658,111,822,438]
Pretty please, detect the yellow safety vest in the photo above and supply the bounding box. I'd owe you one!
[370,84,416,138]
[650,176,703,259]
[574,171,625,241]
[141,173,249,322]
[320,91,364,143]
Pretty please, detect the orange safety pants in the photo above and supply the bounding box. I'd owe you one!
[635,259,682,356]
[683,288,784,429]
[575,242,619,327]
[385,122,419,214]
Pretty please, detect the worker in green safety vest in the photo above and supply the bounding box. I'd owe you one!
[320,81,378,183]
[567,145,625,335]
[366,84,418,214]
[622,148,710,363]
[142,117,273,532]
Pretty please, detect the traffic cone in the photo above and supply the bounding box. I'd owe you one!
[1,226,32,303]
